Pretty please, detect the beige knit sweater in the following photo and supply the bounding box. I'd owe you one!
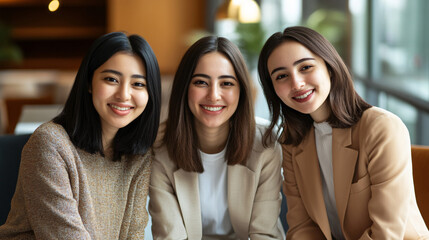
[0,121,152,239]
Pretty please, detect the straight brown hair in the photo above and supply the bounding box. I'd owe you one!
[258,26,371,146]
[164,36,255,172]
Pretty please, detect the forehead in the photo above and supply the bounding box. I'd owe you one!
[99,52,146,72]
[267,41,322,68]
[194,52,235,73]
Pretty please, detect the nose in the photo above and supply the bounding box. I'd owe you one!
[116,84,131,101]
[207,85,221,102]
[291,74,305,90]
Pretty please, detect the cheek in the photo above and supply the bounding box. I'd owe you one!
[136,91,149,107]
[230,90,240,106]
[187,87,202,105]
[273,83,289,100]
[92,84,110,101]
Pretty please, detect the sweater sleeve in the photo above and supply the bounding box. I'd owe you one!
[20,126,92,239]
[119,152,152,239]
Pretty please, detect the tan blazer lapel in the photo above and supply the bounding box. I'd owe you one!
[332,127,358,227]
[295,127,331,238]
[227,164,256,240]
[174,169,202,239]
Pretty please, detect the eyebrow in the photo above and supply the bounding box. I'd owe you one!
[101,69,146,79]
[192,73,237,81]
[270,57,315,76]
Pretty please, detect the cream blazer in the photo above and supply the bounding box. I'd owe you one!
[283,107,429,240]
[149,124,284,240]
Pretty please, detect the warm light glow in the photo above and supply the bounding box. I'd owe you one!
[227,0,244,20]
[238,0,261,23]
[48,0,59,12]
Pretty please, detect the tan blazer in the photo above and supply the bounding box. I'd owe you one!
[149,124,284,240]
[283,107,429,240]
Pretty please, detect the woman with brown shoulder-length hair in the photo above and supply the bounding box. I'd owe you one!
[258,26,429,239]
[149,36,284,239]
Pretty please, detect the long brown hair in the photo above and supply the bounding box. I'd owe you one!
[258,26,371,146]
[164,36,255,172]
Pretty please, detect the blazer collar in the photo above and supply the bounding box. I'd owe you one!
[173,164,256,239]
[173,169,202,239]
[296,127,331,238]
[331,127,358,227]
[295,126,358,238]
[227,164,256,240]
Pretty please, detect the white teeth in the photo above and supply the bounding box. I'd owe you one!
[295,90,313,99]
[111,105,131,111]
[202,106,223,111]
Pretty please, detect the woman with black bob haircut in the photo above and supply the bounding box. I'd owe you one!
[149,36,284,239]
[0,32,161,239]
[56,32,161,160]
[258,26,429,239]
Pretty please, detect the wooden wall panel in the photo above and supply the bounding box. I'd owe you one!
[107,0,206,75]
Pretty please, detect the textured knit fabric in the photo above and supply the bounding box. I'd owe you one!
[0,121,152,240]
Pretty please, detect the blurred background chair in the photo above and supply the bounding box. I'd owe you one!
[0,133,31,225]
[411,145,429,227]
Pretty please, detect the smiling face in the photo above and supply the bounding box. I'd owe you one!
[91,51,149,140]
[187,52,240,132]
[267,41,331,122]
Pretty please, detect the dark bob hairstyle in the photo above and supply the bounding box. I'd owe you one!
[54,32,161,161]
[258,26,371,146]
[164,36,255,173]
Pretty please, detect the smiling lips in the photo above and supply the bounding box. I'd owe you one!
[108,103,134,116]
[292,89,314,102]
[201,105,224,112]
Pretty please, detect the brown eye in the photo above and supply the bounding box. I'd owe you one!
[193,80,208,86]
[301,65,312,71]
[276,74,288,80]
[104,77,118,83]
[133,82,146,88]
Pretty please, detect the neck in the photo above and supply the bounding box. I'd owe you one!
[311,101,331,123]
[196,122,230,154]
[102,129,116,153]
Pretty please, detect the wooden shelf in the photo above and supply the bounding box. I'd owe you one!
[0,0,106,69]
[0,57,83,70]
[0,0,105,7]
[12,26,105,39]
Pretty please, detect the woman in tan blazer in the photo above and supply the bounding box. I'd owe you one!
[257,26,429,239]
[149,36,284,239]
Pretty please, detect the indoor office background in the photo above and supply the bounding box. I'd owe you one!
[0,0,428,238]
[0,0,428,142]
[0,0,429,239]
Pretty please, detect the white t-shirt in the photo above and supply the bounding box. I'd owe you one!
[198,148,233,236]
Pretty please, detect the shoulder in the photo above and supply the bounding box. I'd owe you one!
[128,149,153,170]
[353,107,410,152]
[357,106,408,135]
[245,119,282,168]
[152,145,178,173]
[360,106,403,124]
[254,118,280,150]
[26,121,74,152]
